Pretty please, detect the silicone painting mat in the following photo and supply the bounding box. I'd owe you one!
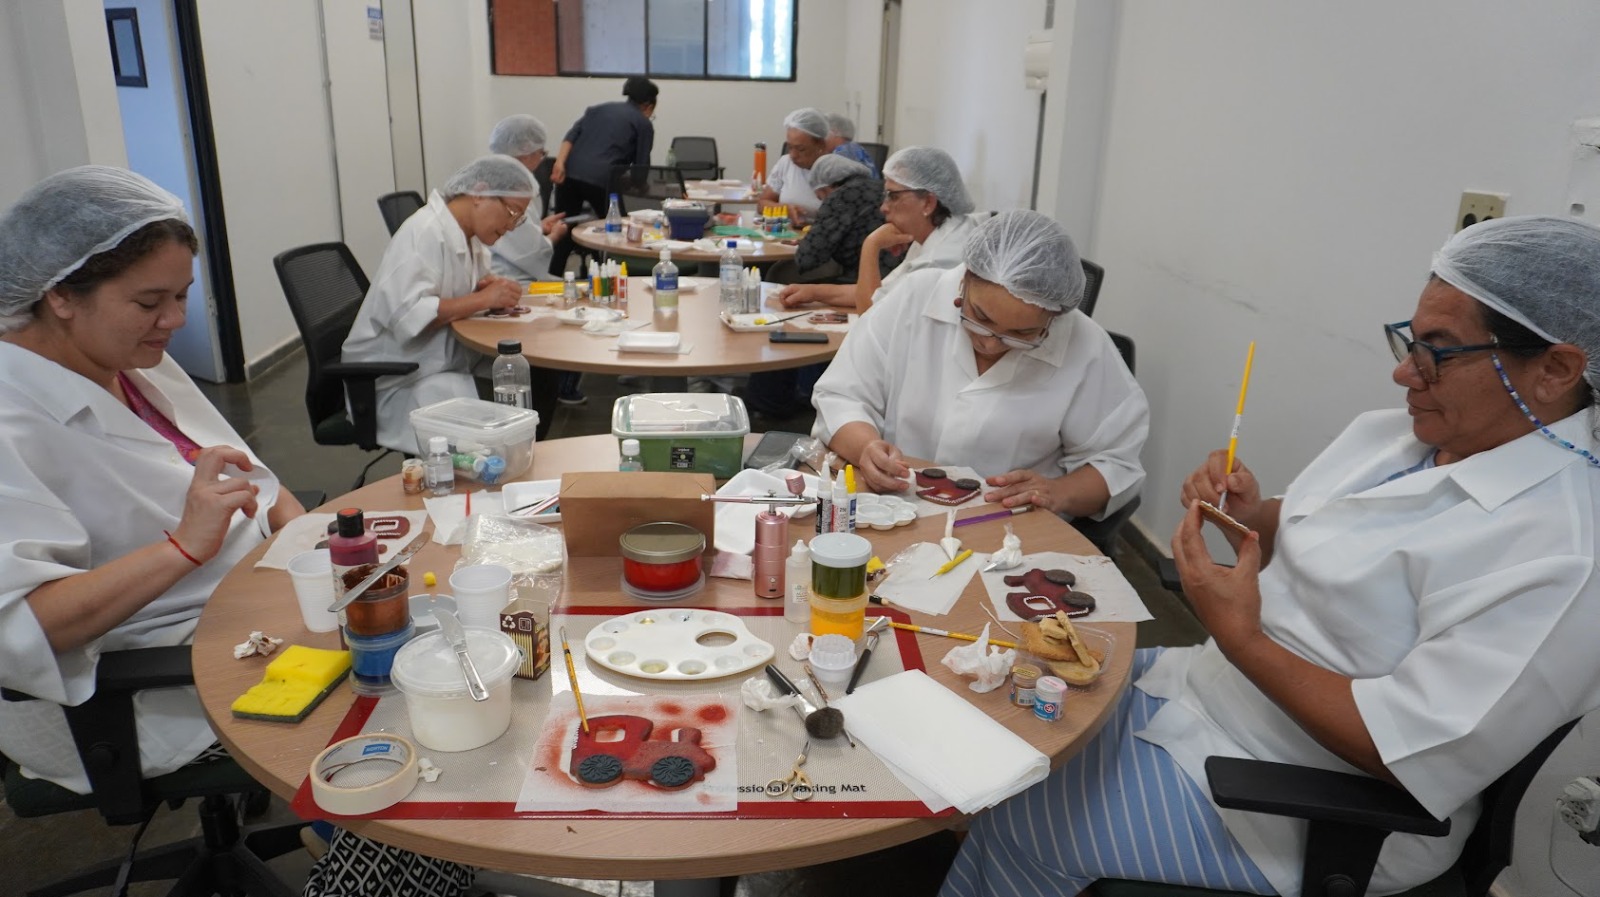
[291,606,944,820]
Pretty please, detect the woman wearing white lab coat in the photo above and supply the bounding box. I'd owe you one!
[812,212,1148,521]
[486,114,569,284]
[942,216,1600,897]
[343,155,535,454]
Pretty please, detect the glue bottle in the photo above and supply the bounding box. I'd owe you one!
[784,540,811,623]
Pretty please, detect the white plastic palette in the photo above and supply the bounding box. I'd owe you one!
[556,306,625,326]
[584,609,774,681]
[855,493,919,530]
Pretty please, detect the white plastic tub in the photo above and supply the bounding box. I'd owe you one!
[390,628,522,751]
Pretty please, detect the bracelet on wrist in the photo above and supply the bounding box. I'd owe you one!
[163,530,203,567]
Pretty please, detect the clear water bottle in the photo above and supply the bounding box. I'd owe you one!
[562,271,578,306]
[665,145,678,169]
[605,193,623,244]
[719,240,743,316]
[618,438,645,472]
[491,339,532,409]
[425,436,453,496]
[653,249,679,331]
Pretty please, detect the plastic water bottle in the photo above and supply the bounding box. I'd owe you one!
[653,249,679,331]
[605,193,623,244]
[665,145,678,169]
[719,240,743,316]
[425,436,454,496]
[491,339,533,409]
[562,271,578,306]
[618,438,645,472]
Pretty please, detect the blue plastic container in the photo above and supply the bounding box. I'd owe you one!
[346,622,415,695]
[666,205,710,240]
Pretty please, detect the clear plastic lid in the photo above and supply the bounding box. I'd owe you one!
[390,628,521,698]
[410,397,540,447]
[612,393,750,436]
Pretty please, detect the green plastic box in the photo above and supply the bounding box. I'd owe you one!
[611,394,751,478]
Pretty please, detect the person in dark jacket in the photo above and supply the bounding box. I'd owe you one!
[549,76,659,274]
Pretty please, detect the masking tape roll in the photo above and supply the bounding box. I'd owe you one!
[309,733,419,815]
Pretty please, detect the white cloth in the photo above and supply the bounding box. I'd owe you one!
[811,265,1149,520]
[766,155,821,215]
[0,346,279,793]
[343,190,492,454]
[1135,408,1600,896]
[878,213,979,294]
[488,193,556,284]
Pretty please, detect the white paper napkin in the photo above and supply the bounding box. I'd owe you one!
[980,550,1152,623]
[608,341,695,356]
[254,511,430,569]
[874,541,978,616]
[423,492,507,545]
[833,670,1048,814]
[711,468,822,554]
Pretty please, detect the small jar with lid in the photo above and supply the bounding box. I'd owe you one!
[1010,663,1041,708]
[619,522,706,600]
[808,532,872,639]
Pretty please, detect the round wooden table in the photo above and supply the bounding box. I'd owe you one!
[571,221,797,267]
[193,435,1133,884]
[452,278,839,383]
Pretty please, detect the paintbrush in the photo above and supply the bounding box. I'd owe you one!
[509,493,560,516]
[1217,341,1256,511]
[559,626,589,735]
[889,621,1017,650]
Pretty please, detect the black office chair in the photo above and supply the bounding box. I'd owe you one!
[1078,259,1106,318]
[1092,718,1580,897]
[1071,330,1138,555]
[671,136,722,180]
[3,646,305,897]
[859,141,890,172]
[376,190,425,235]
[607,164,687,213]
[274,242,418,489]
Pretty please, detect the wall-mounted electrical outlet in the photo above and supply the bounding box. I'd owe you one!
[1456,191,1508,232]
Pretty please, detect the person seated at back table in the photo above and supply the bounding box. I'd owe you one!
[776,146,979,316]
[824,112,879,178]
[342,154,536,454]
[758,107,830,223]
[941,215,1600,897]
[811,209,1148,522]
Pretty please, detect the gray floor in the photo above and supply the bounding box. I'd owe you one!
[2,352,1206,896]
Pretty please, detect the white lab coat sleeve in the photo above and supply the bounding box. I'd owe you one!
[1056,325,1150,518]
[809,295,898,445]
[488,199,556,284]
[368,250,448,346]
[1352,552,1600,819]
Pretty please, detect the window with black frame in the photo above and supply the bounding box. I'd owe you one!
[489,0,795,81]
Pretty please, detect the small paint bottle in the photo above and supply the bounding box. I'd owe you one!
[1010,663,1041,708]
[1033,676,1067,722]
[401,459,426,494]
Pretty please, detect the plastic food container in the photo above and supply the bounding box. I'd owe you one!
[342,565,410,637]
[346,622,415,696]
[409,398,540,484]
[663,201,711,240]
[391,628,522,751]
[620,522,706,600]
[808,532,872,639]
[611,393,750,479]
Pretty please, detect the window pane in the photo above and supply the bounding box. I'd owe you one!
[707,0,792,79]
[559,0,646,75]
[648,0,704,76]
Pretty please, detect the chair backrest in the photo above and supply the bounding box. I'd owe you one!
[273,243,370,441]
[1109,331,1134,375]
[608,164,687,213]
[377,190,425,235]
[672,136,720,180]
[1460,718,1580,896]
[859,141,890,172]
[1078,258,1105,318]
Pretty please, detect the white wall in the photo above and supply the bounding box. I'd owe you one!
[839,0,881,145]
[410,0,853,195]
[323,0,400,277]
[892,0,1046,212]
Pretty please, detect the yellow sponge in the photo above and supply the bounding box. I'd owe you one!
[231,645,351,722]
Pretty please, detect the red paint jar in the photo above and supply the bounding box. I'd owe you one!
[620,522,705,597]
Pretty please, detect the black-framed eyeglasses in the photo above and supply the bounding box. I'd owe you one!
[1384,319,1499,383]
[958,282,1050,351]
[497,198,528,227]
[881,187,925,204]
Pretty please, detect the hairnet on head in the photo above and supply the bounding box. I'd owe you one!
[825,113,855,141]
[441,154,537,200]
[809,155,872,188]
[0,165,188,318]
[488,114,548,157]
[1432,214,1600,390]
[963,210,1084,312]
[783,108,829,141]
[882,147,974,216]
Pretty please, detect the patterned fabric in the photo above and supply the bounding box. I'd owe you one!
[795,175,885,277]
[939,649,1274,897]
[118,371,203,463]
[184,741,231,766]
[303,827,475,897]
[832,141,880,178]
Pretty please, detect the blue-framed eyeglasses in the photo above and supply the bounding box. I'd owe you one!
[1384,319,1499,383]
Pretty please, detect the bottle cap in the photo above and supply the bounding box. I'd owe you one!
[497,339,521,355]
[622,438,641,455]
[335,507,365,537]
[609,193,619,201]
[660,250,671,261]
[728,240,737,248]
[429,436,448,454]
[790,539,809,559]
[565,271,576,281]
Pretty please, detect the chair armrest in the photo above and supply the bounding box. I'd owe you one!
[1,645,191,702]
[324,360,418,380]
[1206,756,1450,836]
[325,360,418,452]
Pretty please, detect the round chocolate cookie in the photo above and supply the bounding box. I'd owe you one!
[920,468,947,479]
[1043,569,1077,587]
[1065,591,1096,611]
[953,478,981,491]
[577,754,623,785]
[650,756,698,789]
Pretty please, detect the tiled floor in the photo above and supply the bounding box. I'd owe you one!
[2,352,1205,896]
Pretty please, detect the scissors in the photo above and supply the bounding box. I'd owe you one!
[764,742,815,801]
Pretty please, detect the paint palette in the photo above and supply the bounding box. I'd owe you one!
[584,610,774,681]
[854,494,919,530]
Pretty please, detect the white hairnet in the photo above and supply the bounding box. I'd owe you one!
[882,147,974,216]
[783,108,829,140]
[825,113,856,141]
[488,114,548,157]
[810,154,872,188]
[963,210,1085,312]
[441,154,536,200]
[1432,214,1600,390]
[0,165,187,323]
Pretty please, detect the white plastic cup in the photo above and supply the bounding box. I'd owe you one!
[287,549,340,633]
[808,633,857,693]
[449,564,513,629]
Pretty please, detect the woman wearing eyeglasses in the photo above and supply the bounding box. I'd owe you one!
[810,210,1148,522]
[942,216,1600,897]
[343,154,533,455]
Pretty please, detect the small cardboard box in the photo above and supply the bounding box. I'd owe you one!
[499,595,550,681]
[559,471,716,557]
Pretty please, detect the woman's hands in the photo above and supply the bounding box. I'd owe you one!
[864,222,915,256]
[1179,450,1280,559]
[856,439,911,493]
[1171,501,1265,658]
[475,275,523,312]
[774,283,853,309]
[542,212,568,243]
[984,469,1056,511]
[170,447,262,565]
[551,159,567,185]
